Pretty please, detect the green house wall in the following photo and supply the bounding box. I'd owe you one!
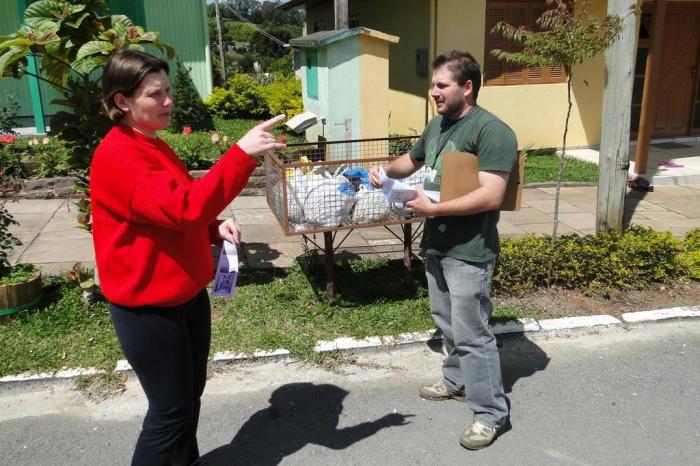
[0,0,212,130]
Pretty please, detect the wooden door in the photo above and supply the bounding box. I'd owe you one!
[653,3,700,137]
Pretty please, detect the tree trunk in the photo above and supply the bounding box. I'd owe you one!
[596,0,638,233]
[552,70,573,243]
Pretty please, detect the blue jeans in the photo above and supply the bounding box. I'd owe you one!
[425,254,509,428]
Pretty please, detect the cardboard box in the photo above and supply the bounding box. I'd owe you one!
[439,152,523,211]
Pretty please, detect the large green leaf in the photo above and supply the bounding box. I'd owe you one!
[24,0,64,29]
[0,47,29,77]
[126,43,145,53]
[35,21,60,34]
[0,38,33,50]
[111,15,134,35]
[40,56,71,88]
[34,32,61,45]
[139,31,157,42]
[67,4,87,15]
[76,40,114,60]
[65,12,90,29]
[71,55,107,74]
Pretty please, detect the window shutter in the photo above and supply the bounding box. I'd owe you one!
[108,0,146,27]
[527,5,546,82]
[484,1,567,86]
[505,5,527,83]
[485,5,507,85]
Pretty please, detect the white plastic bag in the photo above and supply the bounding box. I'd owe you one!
[352,185,390,223]
[285,169,309,223]
[303,173,356,228]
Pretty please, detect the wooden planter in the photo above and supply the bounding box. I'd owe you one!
[0,273,42,317]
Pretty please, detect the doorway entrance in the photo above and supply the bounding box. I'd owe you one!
[632,2,700,138]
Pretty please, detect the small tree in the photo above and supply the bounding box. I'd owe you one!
[491,0,628,241]
[0,0,175,232]
[169,64,214,133]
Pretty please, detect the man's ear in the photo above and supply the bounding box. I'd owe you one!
[463,80,474,99]
[114,93,129,112]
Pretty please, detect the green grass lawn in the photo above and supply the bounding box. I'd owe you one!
[524,148,598,184]
[0,259,542,377]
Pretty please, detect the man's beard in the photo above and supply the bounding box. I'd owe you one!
[437,99,466,121]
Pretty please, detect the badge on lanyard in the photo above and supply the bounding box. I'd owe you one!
[425,166,438,183]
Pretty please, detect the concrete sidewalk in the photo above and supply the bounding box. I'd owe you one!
[7,184,700,275]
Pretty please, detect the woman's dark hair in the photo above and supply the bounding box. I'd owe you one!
[432,50,482,101]
[102,50,170,122]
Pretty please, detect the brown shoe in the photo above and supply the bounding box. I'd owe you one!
[459,421,498,450]
[418,380,466,402]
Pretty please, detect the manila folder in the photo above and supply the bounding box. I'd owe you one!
[440,152,523,211]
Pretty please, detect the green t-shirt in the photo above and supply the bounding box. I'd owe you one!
[410,106,517,262]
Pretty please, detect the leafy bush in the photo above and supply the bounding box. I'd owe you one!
[0,93,20,136]
[493,225,692,295]
[388,132,419,156]
[205,73,301,119]
[169,65,214,133]
[158,132,225,170]
[680,228,700,280]
[205,74,267,119]
[261,75,302,118]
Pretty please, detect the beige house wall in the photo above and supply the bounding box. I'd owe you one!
[432,0,609,149]
[303,0,631,149]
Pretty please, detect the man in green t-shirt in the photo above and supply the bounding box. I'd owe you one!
[369,50,516,450]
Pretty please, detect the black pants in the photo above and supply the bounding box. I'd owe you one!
[110,290,211,466]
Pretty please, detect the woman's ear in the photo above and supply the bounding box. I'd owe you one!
[114,93,129,113]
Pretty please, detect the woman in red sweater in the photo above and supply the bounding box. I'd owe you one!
[92,50,285,466]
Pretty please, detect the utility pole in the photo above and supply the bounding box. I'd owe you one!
[596,0,638,233]
[214,0,227,85]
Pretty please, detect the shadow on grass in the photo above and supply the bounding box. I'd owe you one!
[200,382,413,466]
[296,253,426,305]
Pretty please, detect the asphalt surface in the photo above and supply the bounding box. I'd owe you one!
[1,320,699,465]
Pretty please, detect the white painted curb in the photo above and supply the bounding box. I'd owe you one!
[538,315,622,332]
[1,307,698,384]
[622,306,700,323]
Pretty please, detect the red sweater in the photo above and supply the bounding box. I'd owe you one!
[90,125,256,307]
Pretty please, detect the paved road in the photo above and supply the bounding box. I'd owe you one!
[1,320,699,465]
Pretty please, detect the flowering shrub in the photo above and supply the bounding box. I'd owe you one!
[0,136,71,179]
[158,132,227,170]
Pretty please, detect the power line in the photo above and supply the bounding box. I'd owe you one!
[220,2,300,52]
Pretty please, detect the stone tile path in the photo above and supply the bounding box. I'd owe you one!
[7,184,700,273]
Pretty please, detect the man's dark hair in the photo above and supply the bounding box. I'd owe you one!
[432,50,482,101]
[102,50,170,122]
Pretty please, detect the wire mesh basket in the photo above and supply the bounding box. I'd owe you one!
[265,136,423,235]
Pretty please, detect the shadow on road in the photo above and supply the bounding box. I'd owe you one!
[426,332,550,395]
[199,382,413,466]
[498,334,551,394]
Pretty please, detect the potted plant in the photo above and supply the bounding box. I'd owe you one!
[0,142,41,318]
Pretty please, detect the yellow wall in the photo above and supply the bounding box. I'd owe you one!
[359,36,391,139]
[432,0,608,148]
[304,0,623,148]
